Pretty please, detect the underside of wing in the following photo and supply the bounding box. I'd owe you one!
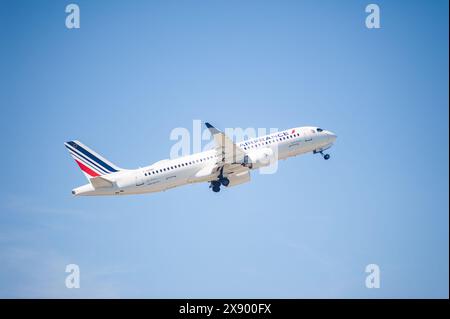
[203,122,252,189]
[205,122,246,164]
[225,168,251,187]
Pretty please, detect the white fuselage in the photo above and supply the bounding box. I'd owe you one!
[72,126,337,196]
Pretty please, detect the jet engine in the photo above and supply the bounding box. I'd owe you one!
[242,148,275,169]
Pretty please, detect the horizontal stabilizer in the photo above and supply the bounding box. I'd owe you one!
[90,176,114,189]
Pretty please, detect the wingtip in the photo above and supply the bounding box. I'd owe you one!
[205,122,213,128]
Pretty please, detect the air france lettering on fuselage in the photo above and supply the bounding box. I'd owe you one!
[64,123,337,196]
[239,131,291,148]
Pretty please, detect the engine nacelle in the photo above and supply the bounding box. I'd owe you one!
[243,148,275,169]
[227,171,251,187]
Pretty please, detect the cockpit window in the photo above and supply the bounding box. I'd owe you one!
[317,128,323,132]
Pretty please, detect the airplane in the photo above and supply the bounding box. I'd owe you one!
[64,123,337,196]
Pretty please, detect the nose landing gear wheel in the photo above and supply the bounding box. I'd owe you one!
[212,185,221,193]
[315,150,331,160]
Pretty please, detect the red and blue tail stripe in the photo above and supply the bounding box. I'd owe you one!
[66,144,110,175]
[64,140,121,178]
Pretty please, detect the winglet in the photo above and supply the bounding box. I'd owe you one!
[205,122,221,135]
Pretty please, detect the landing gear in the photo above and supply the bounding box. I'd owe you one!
[210,171,230,192]
[314,150,331,160]
[220,177,230,187]
[210,180,221,193]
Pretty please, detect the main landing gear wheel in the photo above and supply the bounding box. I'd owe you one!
[210,180,221,193]
[220,177,230,187]
[211,166,230,192]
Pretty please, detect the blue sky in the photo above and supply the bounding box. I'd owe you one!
[0,0,448,298]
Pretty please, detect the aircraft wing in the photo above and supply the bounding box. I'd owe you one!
[205,122,246,165]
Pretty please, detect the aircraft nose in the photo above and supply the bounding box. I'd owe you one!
[326,131,337,142]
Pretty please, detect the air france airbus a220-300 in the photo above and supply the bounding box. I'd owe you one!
[64,123,337,196]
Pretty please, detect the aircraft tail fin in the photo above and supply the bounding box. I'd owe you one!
[64,140,122,180]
